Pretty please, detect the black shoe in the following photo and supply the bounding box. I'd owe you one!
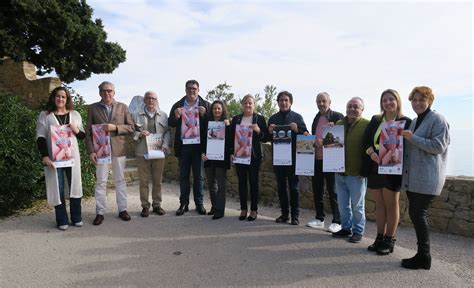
[348,233,362,243]
[207,207,215,215]
[247,211,257,221]
[176,204,188,216]
[290,217,299,225]
[141,207,150,218]
[196,204,207,215]
[239,210,247,221]
[377,236,396,255]
[368,233,384,252]
[118,211,131,221]
[153,206,166,216]
[93,214,104,226]
[212,214,224,220]
[401,253,431,270]
[332,229,352,238]
[276,214,289,223]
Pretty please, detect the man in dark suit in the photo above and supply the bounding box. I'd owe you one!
[86,81,134,225]
[168,80,210,216]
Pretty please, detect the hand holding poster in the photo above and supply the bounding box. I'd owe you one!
[295,135,315,175]
[50,125,75,168]
[92,124,112,164]
[181,106,200,144]
[272,125,292,166]
[233,124,252,165]
[322,126,345,172]
[206,121,225,161]
[378,120,405,175]
[145,133,165,160]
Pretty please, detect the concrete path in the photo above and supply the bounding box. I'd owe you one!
[1,181,473,287]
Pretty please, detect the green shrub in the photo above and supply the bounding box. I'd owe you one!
[0,91,44,216]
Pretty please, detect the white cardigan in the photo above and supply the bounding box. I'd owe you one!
[36,111,84,206]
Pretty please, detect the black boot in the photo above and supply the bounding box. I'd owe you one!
[401,252,431,270]
[367,233,384,252]
[376,236,396,255]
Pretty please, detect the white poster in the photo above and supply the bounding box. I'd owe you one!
[322,126,345,172]
[144,133,165,160]
[295,135,315,176]
[206,121,225,161]
[272,125,292,166]
[233,124,252,165]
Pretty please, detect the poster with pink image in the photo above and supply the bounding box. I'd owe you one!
[92,124,112,164]
[233,124,252,165]
[378,120,406,175]
[50,125,75,168]
[181,106,200,144]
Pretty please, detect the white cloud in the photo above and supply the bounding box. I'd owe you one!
[71,0,472,130]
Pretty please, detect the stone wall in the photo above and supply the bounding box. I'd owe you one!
[161,142,474,237]
[0,58,61,107]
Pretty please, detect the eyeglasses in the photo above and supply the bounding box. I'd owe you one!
[100,89,114,93]
[186,87,198,91]
[145,97,157,100]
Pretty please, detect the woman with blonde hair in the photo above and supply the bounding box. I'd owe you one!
[230,95,268,221]
[364,89,411,254]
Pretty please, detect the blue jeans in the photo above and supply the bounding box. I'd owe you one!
[178,145,204,206]
[335,174,367,235]
[55,168,81,226]
[274,166,300,218]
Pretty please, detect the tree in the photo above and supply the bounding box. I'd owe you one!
[255,85,278,119]
[205,82,241,118]
[0,0,126,83]
[206,82,279,119]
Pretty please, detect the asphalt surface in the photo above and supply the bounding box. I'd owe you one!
[1,181,473,287]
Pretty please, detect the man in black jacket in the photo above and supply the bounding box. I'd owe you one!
[168,80,210,216]
[306,92,344,233]
[268,91,308,225]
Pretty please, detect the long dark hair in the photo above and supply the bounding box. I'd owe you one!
[46,87,74,113]
[209,100,228,121]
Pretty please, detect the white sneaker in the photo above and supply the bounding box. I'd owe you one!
[73,221,83,227]
[58,225,69,231]
[307,219,325,229]
[327,223,342,233]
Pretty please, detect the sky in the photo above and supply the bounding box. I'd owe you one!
[68,0,473,175]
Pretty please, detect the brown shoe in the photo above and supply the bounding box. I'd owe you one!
[141,207,150,218]
[119,210,131,221]
[93,214,104,226]
[153,206,166,216]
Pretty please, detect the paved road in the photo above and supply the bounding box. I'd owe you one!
[1,181,473,287]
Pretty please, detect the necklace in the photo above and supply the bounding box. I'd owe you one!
[56,113,69,126]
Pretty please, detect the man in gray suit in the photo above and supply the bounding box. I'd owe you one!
[86,81,134,225]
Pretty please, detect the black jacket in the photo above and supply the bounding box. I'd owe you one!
[168,95,211,157]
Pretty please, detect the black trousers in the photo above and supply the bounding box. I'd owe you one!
[406,191,436,255]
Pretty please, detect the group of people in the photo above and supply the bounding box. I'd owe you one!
[37,80,449,271]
